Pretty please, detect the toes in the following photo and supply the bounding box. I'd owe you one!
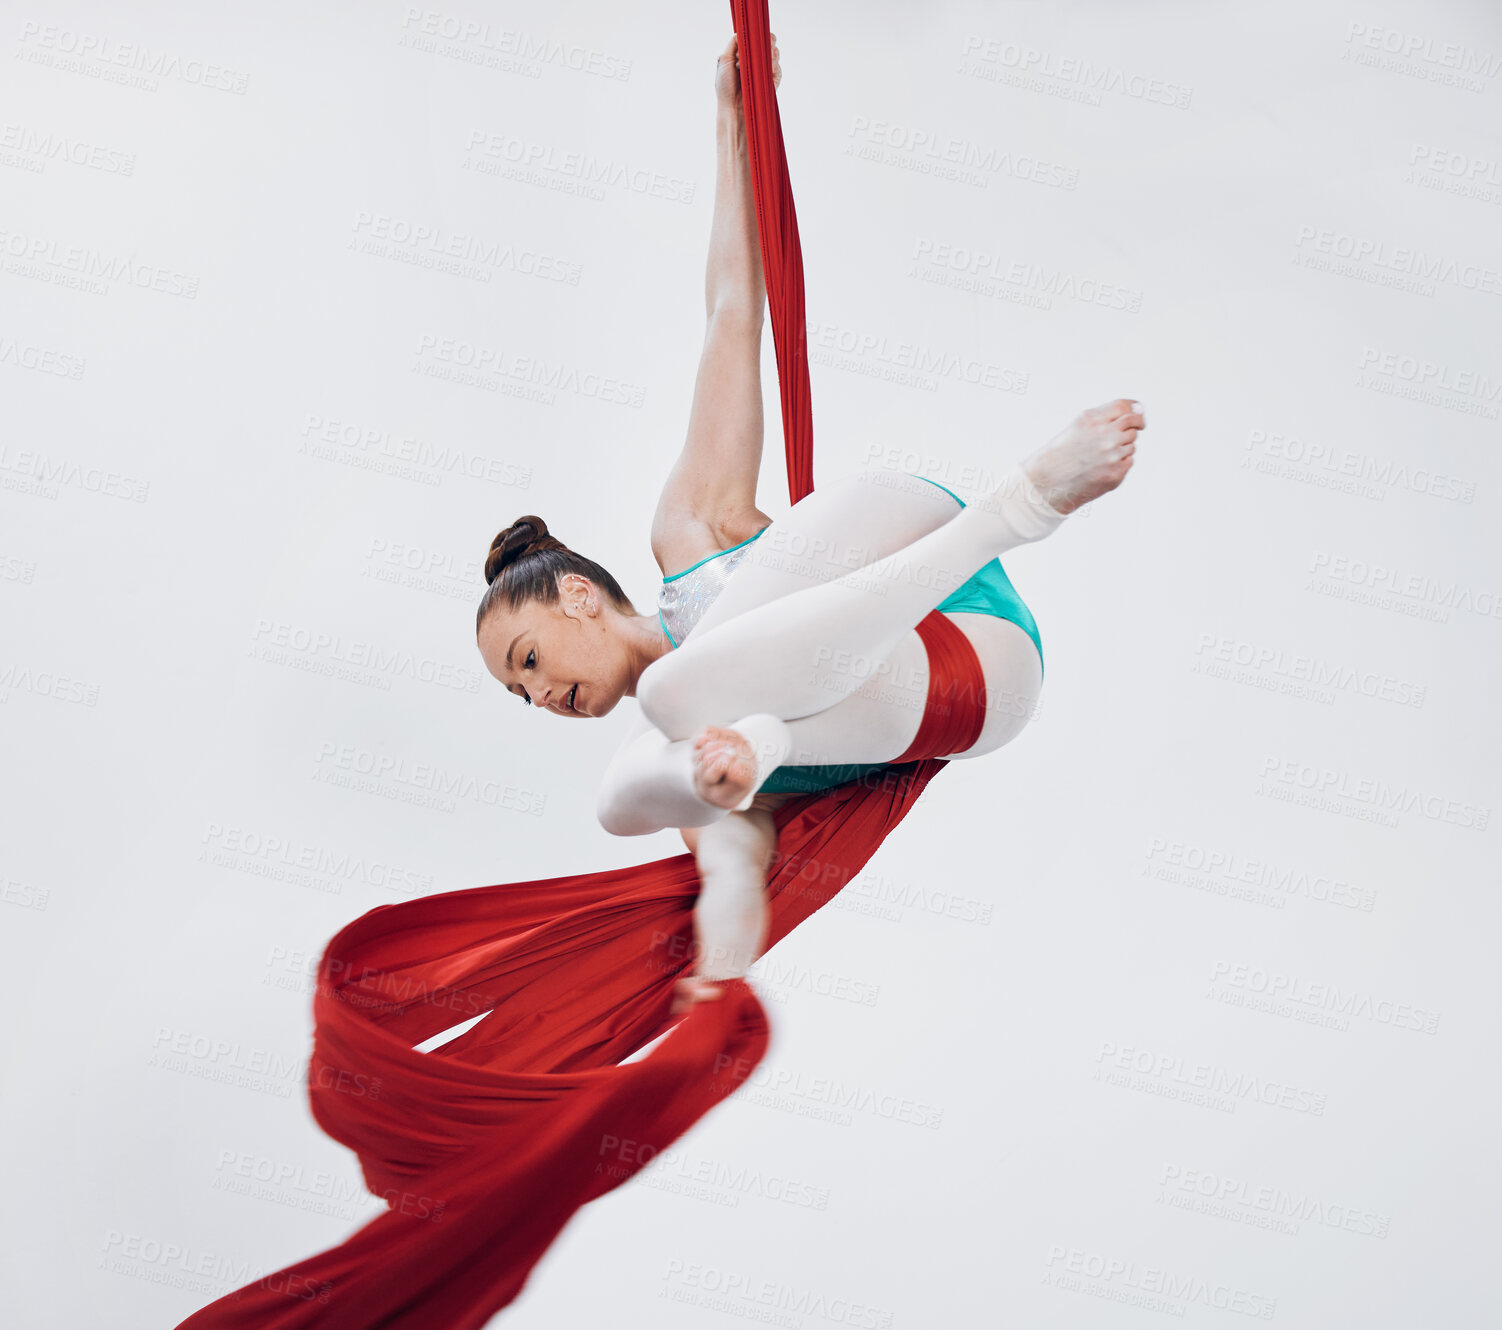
[1095,397,1137,422]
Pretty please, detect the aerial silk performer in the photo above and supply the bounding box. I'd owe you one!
[175,4,1141,1326]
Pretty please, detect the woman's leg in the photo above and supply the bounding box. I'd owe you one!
[599,401,1141,834]
[636,459,1066,741]
[598,470,972,836]
[686,469,965,638]
[642,392,1144,742]
[605,462,1066,834]
[682,805,777,987]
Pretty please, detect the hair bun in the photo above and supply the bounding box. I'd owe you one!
[484,515,559,585]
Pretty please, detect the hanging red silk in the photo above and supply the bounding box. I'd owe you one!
[174,4,985,1325]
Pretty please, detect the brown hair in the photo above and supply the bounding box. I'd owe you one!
[475,515,634,632]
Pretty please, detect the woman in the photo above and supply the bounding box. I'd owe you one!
[476,33,1142,1011]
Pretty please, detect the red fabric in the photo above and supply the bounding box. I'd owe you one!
[174,4,984,1326]
[893,613,989,763]
[730,0,812,506]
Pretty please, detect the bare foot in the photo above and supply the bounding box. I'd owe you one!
[1022,398,1144,515]
[691,725,757,810]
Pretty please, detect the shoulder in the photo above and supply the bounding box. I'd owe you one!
[650,505,773,579]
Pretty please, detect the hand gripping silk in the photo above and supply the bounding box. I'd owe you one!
[174,4,987,1325]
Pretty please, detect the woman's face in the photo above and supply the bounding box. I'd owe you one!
[476,578,633,719]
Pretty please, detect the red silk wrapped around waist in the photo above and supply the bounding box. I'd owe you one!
[892,611,988,763]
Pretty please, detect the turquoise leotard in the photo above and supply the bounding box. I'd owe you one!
[657,473,1042,794]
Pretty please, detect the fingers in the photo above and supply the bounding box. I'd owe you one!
[720,31,782,85]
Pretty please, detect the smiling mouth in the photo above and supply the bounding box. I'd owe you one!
[567,684,580,714]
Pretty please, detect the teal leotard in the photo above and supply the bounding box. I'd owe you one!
[657,473,1042,795]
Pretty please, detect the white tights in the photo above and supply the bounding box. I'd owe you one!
[596,463,1065,838]
[598,462,1066,983]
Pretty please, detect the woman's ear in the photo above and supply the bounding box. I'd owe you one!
[563,574,596,616]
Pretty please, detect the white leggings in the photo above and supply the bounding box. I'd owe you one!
[596,463,1064,837]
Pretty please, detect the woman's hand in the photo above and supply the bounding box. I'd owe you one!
[715,31,782,114]
[691,724,758,810]
[670,973,725,1016]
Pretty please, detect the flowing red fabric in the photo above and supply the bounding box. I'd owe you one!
[175,4,984,1326]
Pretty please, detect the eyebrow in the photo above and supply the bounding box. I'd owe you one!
[505,632,523,670]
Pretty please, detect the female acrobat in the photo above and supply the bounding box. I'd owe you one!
[475,34,1143,1010]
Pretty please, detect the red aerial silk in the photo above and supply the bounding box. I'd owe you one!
[175,3,986,1326]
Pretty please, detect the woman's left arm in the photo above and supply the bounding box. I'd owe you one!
[650,35,782,573]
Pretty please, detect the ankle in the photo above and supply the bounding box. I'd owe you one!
[977,463,1070,542]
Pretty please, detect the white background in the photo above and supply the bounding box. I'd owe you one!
[2,1,1499,1326]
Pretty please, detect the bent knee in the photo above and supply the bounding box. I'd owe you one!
[636,656,696,740]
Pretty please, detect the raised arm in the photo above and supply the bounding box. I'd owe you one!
[650,34,783,573]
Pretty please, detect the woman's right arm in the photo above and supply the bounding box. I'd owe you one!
[650,34,782,575]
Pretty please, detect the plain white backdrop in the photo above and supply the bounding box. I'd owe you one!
[2,1,1499,1326]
